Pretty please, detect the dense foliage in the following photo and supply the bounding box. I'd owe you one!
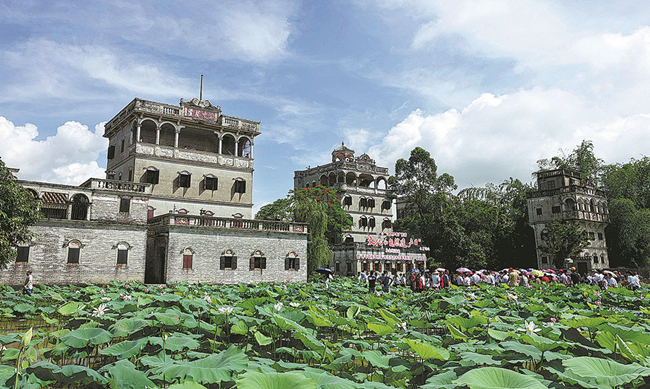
[256,186,352,273]
[390,148,535,271]
[2,280,650,388]
[0,159,40,269]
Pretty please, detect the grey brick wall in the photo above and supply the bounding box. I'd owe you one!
[0,221,148,287]
[164,227,308,284]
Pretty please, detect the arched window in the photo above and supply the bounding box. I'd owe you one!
[145,167,159,184]
[360,198,367,208]
[182,248,194,269]
[116,242,130,265]
[381,199,391,211]
[178,171,191,188]
[71,193,89,220]
[382,219,392,230]
[234,178,246,194]
[220,249,237,270]
[359,215,368,228]
[222,134,236,155]
[344,235,354,244]
[320,175,328,186]
[367,198,375,208]
[250,250,266,270]
[67,240,82,264]
[285,251,300,270]
[238,138,251,158]
[343,195,352,207]
[204,174,218,191]
[368,217,376,229]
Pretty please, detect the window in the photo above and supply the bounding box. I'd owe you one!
[368,217,376,228]
[344,196,352,206]
[347,262,352,273]
[396,263,403,272]
[547,181,555,189]
[179,172,191,188]
[285,253,299,270]
[552,205,561,214]
[182,249,193,269]
[536,208,543,215]
[108,145,115,159]
[234,179,246,193]
[359,216,367,228]
[220,250,237,270]
[368,198,375,208]
[541,256,548,264]
[360,198,367,208]
[204,176,218,191]
[119,197,131,213]
[593,255,599,264]
[41,192,67,219]
[148,207,155,219]
[361,262,369,271]
[71,194,89,220]
[335,262,340,272]
[374,262,382,272]
[382,200,391,210]
[128,169,133,182]
[67,241,81,264]
[250,251,266,270]
[117,243,129,265]
[382,219,392,229]
[598,232,603,240]
[16,246,29,263]
[145,168,159,184]
[121,138,125,153]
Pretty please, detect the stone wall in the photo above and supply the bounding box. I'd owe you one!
[0,221,148,286]
[162,226,308,284]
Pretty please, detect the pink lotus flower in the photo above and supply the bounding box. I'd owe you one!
[550,317,557,322]
[125,284,130,288]
[595,300,601,306]
[100,289,105,294]
[145,288,149,293]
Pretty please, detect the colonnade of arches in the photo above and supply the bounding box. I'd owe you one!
[305,172,387,189]
[134,119,252,158]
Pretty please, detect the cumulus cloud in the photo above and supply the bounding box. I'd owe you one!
[367,88,649,189]
[0,117,107,185]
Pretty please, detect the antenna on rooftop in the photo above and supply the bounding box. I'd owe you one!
[200,74,203,101]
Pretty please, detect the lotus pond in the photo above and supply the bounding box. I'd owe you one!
[1,279,650,389]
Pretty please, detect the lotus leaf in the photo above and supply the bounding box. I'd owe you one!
[255,331,273,346]
[563,356,650,387]
[100,339,147,358]
[368,322,395,336]
[236,371,317,389]
[155,344,248,384]
[61,328,112,348]
[168,382,208,389]
[456,367,548,389]
[57,302,85,316]
[404,338,450,360]
[101,359,157,389]
[300,367,358,389]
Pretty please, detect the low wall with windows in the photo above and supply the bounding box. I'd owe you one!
[0,221,148,286]
[154,219,308,284]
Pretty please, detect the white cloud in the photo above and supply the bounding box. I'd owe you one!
[1,39,194,103]
[0,117,107,185]
[366,87,650,188]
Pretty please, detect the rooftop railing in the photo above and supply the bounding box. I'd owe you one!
[148,214,308,234]
[80,178,151,194]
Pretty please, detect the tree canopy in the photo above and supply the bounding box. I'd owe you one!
[0,158,41,269]
[256,186,352,273]
[537,220,590,268]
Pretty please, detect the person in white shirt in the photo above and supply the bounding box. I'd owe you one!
[431,270,441,289]
[606,274,618,288]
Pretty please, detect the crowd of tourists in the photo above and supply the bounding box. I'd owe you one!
[355,267,642,293]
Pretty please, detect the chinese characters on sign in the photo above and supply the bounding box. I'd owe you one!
[356,253,425,261]
[366,233,430,252]
[184,107,216,121]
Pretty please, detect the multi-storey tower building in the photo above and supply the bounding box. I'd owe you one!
[294,143,394,243]
[103,97,259,219]
[293,144,427,275]
[527,169,609,273]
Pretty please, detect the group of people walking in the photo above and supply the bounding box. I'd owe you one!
[356,267,643,293]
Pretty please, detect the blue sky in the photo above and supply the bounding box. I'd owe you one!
[2,0,650,214]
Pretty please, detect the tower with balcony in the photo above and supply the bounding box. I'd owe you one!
[103,97,260,219]
[528,169,609,273]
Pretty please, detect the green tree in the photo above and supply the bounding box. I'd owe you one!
[256,186,352,273]
[0,158,41,268]
[389,147,461,269]
[537,140,604,184]
[537,220,590,268]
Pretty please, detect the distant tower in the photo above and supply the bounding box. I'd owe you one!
[103,97,260,219]
[527,169,609,272]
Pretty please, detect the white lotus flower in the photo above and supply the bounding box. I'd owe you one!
[400,322,407,331]
[519,320,542,336]
[204,294,211,303]
[101,297,112,301]
[507,293,518,301]
[218,306,234,314]
[274,302,284,311]
[92,304,109,317]
[289,302,300,308]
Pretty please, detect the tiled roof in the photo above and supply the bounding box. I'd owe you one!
[42,192,67,204]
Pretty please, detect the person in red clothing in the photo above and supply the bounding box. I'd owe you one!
[541,274,550,285]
